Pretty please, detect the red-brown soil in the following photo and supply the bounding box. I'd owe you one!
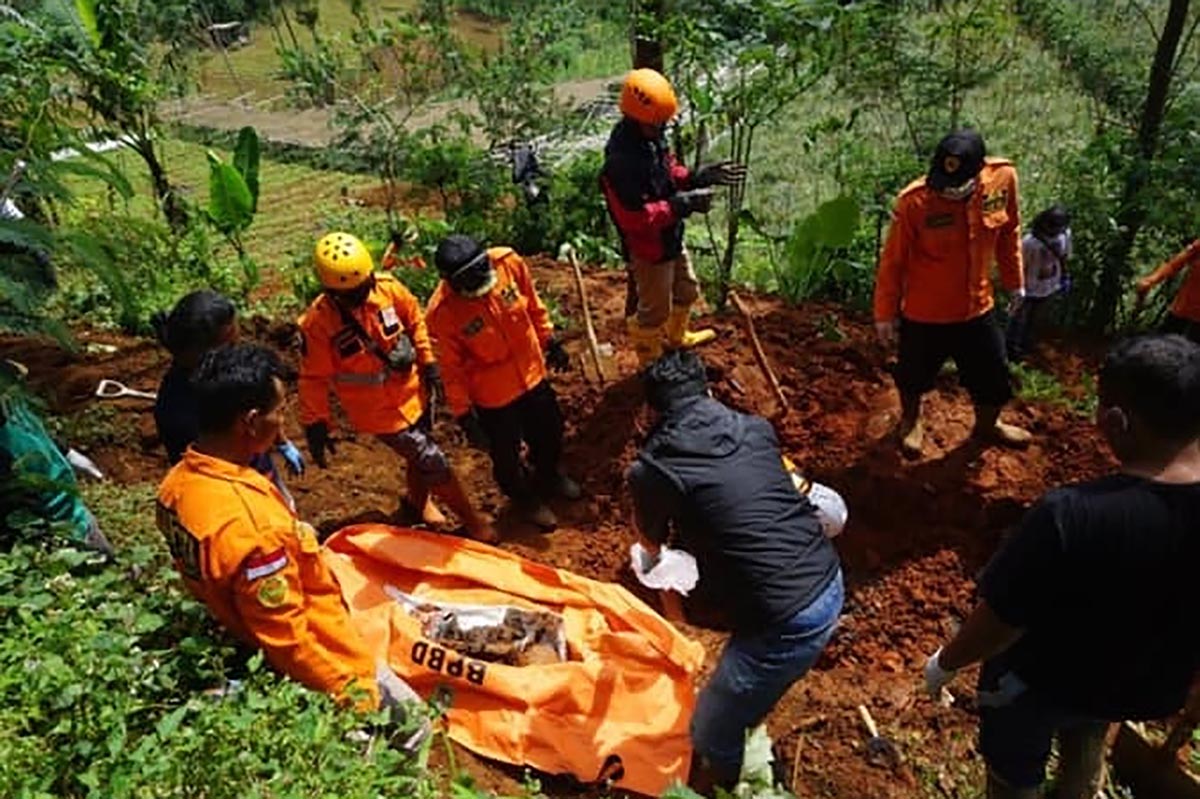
[1,262,1119,799]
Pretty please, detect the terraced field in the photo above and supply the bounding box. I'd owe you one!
[66,138,384,274]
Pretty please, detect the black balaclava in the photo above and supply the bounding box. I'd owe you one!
[435,234,496,298]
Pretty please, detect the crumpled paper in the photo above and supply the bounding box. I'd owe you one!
[629,543,700,595]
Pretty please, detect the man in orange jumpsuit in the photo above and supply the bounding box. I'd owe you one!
[298,232,495,543]
[425,235,581,530]
[156,343,423,722]
[1135,239,1200,343]
[875,129,1030,457]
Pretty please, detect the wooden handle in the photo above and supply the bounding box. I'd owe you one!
[857,704,879,739]
[565,247,606,386]
[729,291,788,415]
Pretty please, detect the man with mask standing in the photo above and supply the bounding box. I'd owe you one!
[298,232,495,543]
[874,129,1029,457]
[601,68,746,367]
[425,235,581,531]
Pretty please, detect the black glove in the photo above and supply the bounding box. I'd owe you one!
[545,336,570,372]
[457,412,489,450]
[692,160,748,188]
[304,421,336,469]
[669,188,715,218]
[422,363,444,408]
[385,334,416,372]
[390,229,408,248]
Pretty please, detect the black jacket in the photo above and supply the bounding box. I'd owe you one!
[600,119,691,263]
[627,396,840,632]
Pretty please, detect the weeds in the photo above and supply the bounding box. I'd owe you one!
[1011,363,1097,417]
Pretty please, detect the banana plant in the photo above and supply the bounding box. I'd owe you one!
[205,126,261,286]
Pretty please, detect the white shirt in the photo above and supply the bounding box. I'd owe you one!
[1022,230,1071,299]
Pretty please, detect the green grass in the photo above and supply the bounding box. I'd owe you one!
[193,0,624,103]
[64,138,385,274]
[690,22,1096,303]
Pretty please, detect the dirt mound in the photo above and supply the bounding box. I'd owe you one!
[6,262,1116,799]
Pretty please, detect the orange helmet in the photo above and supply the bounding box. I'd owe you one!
[619,68,678,125]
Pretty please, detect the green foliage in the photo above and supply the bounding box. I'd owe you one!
[1011,362,1097,417]
[0,530,436,798]
[276,34,346,108]
[51,212,246,333]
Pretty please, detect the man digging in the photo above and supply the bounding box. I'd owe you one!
[874,129,1030,457]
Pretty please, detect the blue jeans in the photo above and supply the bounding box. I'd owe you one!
[977,658,1109,795]
[690,569,844,775]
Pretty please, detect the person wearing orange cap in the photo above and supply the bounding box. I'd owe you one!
[425,234,581,531]
[1135,239,1200,343]
[297,232,495,543]
[874,129,1029,457]
[601,68,746,367]
[156,342,426,726]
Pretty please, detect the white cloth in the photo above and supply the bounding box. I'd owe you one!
[1022,231,1071,298]
[629,543,700,595]
[0,198,24,221]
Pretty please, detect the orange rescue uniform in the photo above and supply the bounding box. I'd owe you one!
[425,247,554,419]
[875,158,1023,324]
[1141,239,1200,323]
[298,274,436,434]
[156,448,378,706]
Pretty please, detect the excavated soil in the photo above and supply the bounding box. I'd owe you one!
[1,261,1119,798]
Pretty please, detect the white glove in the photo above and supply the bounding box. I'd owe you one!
[924,648,957,700]
[67,448,105,480]
[1006,287,1026,316]
[375,661,431,752]
[789,472,849,538]
[875,319,899,348]
[629,543,699,595]
[808,482,848,538]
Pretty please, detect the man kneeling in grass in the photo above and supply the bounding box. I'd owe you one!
[925,335,1200,799]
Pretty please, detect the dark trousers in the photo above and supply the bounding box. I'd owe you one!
[897,312,1013,406]
[1163,313,1200,345]
[1004,296,1050,362]
[475,381,564,505]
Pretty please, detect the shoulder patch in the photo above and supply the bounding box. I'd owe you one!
[256,574,289,608]
[982,189,1008,213]
[463,316,485,337]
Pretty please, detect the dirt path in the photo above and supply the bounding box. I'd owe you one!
[166,75,618,148]
[1,262,1116,798]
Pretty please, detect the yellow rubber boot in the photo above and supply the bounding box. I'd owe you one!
[630,323,665,368]
[666,307,716,349]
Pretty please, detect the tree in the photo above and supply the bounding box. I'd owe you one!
[666,0,850,308]
[51,0,198,232]
[1090,0,1192,331]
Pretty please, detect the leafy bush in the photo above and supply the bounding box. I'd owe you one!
[51,212,248,334]
[0,481,445,799]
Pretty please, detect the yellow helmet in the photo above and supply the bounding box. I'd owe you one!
[619,68,678,125]
[314,232,373,290]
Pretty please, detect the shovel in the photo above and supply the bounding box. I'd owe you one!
[857,704,902,770]
[95,379,157,401]
[559,244,615,385]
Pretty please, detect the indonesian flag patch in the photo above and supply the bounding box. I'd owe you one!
[244,548,288,582]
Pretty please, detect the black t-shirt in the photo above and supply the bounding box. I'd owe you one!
[627,397,840,633]
[980,474,1200,720]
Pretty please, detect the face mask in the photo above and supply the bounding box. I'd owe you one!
[937,178,977,201]
[447,252,497,298]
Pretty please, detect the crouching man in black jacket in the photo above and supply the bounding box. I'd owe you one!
[627,350,844,790]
